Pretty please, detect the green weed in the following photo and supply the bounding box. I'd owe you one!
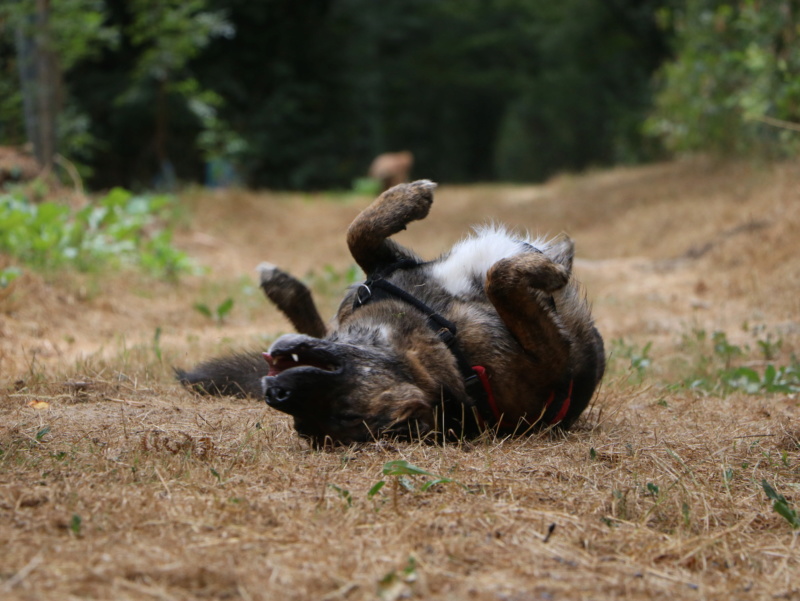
[673,328,799,395]
[35,426,51,443]
[723,363,800,394]
[0,187,193,278]
[379,459,461,492]
[351,177,382,197]
[328,484,353,507]
[306,263,362,292]
[327,460,466,513]
[70,514,83,536]
[0,266,21,287]
[153,327,163,362]
[762,480,800,529]
[303,263,364,314]
[193,297,234,323]
[377,556,419,600]
[609,338,652,383]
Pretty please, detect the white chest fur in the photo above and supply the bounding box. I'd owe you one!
[430,226,548,298]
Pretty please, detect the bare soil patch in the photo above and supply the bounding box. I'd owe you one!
[2,158,799,600]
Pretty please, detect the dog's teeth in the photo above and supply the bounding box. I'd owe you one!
[291,353,299,363]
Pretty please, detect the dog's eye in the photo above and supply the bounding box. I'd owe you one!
[335,411,363,424]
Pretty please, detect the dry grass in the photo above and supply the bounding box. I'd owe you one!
[2,158,800,600]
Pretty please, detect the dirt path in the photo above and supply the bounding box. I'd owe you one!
[3,158,798,380]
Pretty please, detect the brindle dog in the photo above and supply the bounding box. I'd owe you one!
[177,180,605,444]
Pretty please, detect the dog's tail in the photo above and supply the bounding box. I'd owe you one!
[175,353,267,398]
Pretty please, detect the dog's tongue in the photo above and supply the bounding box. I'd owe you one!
[263,352,280,377]
[263,351,316,376]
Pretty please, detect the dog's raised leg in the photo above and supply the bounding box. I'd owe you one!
[258,263,327,338]
[485,252,572,380]
[346,180,437,274]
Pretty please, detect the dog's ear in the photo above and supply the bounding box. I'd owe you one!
[547,236,574,272]
[381,384,434,433]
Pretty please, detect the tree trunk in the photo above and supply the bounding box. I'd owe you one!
[14,0,58,171]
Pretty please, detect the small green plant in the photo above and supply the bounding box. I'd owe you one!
[305,264,363,300]
[153,327,163,362]
[367,460,465,511]
[0,266,21,287]
[367,480,387,497]
[681,502,691,528]
[379,459,459,492]
[351,177,382,197]
[377,556,419,600]
[328,484,353,507]
[762,480,800,529]
[193,297,234,323]
[610,338,652,383]
[35,426,51,443]
[712,331,743,369]
[70,514,82,536]
[756,333,783,361]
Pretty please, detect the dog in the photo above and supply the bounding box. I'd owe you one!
[368,151,414,192]
[177,180,605,445]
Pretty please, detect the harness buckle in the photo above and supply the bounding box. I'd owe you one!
[355,283,372,307]
[436,326,455,346]
[463,372,480,388]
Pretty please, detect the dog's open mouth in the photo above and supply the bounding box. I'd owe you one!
[263,349,341,377]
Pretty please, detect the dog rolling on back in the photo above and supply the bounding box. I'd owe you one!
[177,181,605,445]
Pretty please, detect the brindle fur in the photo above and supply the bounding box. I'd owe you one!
[177,180,605,444]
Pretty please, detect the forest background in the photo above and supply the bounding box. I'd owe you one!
[2,0,800,192]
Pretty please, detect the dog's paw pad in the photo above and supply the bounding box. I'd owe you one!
[257,262,280,284]
[411,179,437,191]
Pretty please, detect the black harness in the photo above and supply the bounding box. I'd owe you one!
[352,259,499,432]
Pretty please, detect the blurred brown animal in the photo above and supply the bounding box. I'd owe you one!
[177,180,605,445]
[0,146,40,185]
[368,151,414,191]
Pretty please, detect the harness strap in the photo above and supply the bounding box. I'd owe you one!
[469,365,514,429]
[470,365,573,429]
[542,378,573,425]
[356,277,457,345]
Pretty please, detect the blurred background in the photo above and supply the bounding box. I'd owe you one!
[1,0,799,192]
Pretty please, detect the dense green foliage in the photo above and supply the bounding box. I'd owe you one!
[647,0,800,156]
[1,0,673,189]
[0,188,192,278]
[2,1,799,190]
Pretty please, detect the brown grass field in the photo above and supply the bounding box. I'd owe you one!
[2,158,799,600]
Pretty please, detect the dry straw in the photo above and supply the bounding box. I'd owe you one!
[2,158,799,600]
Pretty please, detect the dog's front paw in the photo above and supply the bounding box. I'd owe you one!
[257,262,282,287]
[489,253,569,293]
[258,262,300,297]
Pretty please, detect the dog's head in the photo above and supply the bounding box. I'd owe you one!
[262,331,460,445]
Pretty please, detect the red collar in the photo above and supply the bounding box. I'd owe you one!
[471,365,573,430]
